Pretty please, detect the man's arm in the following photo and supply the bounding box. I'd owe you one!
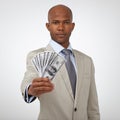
[24,85,36,103]
[21,51,54,103]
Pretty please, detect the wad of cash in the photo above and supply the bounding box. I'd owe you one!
[31,51,65,80]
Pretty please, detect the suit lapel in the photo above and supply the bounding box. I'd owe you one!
[73,50,84,105]
[59,64,74,101]
[45,45,84,104]
[46,44,74,101]
[46,44,54,51]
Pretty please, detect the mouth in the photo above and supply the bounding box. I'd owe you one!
[56,34,66,38]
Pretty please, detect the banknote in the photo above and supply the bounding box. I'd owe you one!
[31,51,65,80]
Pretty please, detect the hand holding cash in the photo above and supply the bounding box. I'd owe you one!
[28,51,64,96]
[28,77,54,97]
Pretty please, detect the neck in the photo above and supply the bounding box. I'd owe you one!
[61,43,69,48]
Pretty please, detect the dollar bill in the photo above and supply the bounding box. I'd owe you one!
[31,51,65,80]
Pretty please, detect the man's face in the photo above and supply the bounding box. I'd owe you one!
[46,6,75,48]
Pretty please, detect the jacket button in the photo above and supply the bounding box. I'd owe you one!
[74,108,77,112]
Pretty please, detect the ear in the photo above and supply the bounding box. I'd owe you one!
[71,22,75,31]
[46,23,50,31]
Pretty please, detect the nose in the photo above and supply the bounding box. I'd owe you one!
[57,23,64,31]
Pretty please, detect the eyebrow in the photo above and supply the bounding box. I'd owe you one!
[51,19,71,22]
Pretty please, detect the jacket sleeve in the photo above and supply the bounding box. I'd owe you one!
[21,51,39,103]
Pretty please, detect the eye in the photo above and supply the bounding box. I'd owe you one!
[64,21,71,24]
[52,21,59,25]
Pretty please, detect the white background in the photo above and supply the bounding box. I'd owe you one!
[0,0,120,120]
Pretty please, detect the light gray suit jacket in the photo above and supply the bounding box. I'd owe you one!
[21,44,100,120]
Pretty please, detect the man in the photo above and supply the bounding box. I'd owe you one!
[21,4,100,120]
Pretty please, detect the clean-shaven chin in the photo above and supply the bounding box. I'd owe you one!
[56,39,69,48]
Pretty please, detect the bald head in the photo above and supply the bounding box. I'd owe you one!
[48,4,73,22]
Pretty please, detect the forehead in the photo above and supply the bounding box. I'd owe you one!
[48,6,72,21]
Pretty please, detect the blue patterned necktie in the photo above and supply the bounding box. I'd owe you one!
[62,49,77,98]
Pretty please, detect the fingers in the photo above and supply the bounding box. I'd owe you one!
[32,77,49,83]
[32,78,52,87]
[28,77,54,97]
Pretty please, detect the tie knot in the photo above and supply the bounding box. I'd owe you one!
[62,49,71,56]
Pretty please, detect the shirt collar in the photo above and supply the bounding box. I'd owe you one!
[49,39,74,54]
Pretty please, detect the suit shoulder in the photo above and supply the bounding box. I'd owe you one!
[73,49,93,62]
[26,47,46,59]
[28,47,46,54]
